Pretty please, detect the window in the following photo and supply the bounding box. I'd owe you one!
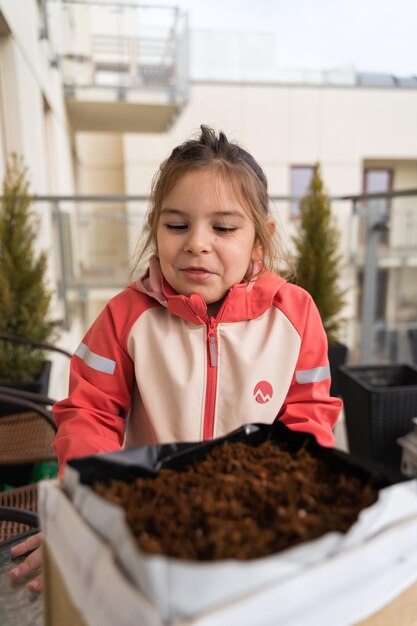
[37,0,48,40]
[357,268,388,321]
[363,168,392,245]
[290,166,314,217]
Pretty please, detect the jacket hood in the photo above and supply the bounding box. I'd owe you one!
[136,256,286,324]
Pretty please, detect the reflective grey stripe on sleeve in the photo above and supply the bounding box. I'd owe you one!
[75,342,116,375]
[296,365,330,384]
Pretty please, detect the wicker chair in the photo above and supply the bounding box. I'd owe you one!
[0,387,58,466]
[0,332,71,471]
[0,495,40,543]
[0,333,71,543]
[0,388,58,542]
[0,331,72,360]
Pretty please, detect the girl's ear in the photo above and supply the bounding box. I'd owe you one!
[251,218,275,261]
[251,240,264,262]
[266,218,276,235]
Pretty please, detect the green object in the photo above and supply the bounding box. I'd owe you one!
[0,154,60,382]
[30,461,59,483]
[290,163,346,346]
[0,484,14,492]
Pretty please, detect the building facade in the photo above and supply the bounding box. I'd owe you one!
[1,0,416,402]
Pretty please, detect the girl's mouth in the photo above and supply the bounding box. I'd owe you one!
[181,267,215,282]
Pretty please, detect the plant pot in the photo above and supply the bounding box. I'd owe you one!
[338,363,417,472]
[0,360,51,417]
[328,342,348,397]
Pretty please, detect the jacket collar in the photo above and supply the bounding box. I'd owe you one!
[136,256,286,324]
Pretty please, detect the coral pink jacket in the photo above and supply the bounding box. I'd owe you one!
[53,262,342,472]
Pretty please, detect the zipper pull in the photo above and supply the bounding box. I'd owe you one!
[207,318,218,368]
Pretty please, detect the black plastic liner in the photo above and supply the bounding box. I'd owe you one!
[67,421,402,488]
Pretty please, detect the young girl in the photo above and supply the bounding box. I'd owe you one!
[10,125,342,590]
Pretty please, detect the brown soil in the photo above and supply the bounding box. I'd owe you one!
[94,440,378,561]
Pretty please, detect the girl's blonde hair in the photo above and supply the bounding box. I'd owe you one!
[132,125,293,277]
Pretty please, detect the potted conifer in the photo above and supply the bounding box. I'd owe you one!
[291,163,347,397]
[0,153,59,414]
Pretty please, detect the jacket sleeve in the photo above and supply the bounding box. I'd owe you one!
[276,289,343,447]
[53,301,135,475]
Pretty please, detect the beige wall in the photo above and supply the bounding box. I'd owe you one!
[75,133,128,272]
[0,0,75,203]
[0,0,78,397]
[123,82,417,197]
[76,132,125,193]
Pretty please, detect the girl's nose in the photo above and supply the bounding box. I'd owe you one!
[183,227,212,254]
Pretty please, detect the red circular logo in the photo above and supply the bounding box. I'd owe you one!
[253,381,273,404]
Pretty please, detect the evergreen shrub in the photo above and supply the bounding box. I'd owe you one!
[0,154,59,382]
[291,163,345,346]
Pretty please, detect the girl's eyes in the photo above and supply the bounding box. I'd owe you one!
[165,223,187,230]
[213,225,238,233]
[164,223,238,233]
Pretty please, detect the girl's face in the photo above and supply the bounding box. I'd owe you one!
[156,168,263,315]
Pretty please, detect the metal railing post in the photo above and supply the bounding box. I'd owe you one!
[54,203,71,331]
[359,200,390,364]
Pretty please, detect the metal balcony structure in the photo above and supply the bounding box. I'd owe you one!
[340,187,417,363]
[24,189,417,367]
[46,0,188,132]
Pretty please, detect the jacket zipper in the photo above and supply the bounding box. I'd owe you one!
[203,317,218,439]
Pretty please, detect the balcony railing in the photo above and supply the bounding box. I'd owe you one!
[45,1,188,130]
[20,191,417,366]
